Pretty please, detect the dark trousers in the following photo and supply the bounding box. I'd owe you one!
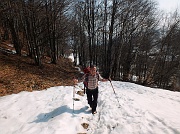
[86,87,98,112]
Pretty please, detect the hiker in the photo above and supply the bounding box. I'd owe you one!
[73,65,107,114]
[83,66,90,74]
[83,66,90,94]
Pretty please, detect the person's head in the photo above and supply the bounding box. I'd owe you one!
[90,65,97,75]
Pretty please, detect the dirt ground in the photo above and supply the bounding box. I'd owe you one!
[0,42,81,97]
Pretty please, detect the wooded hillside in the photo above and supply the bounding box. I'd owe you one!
[0,0,180,92]
[0,41,80,96]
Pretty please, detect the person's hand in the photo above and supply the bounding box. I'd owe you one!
[73,78,78,85]
[101,78,108,82]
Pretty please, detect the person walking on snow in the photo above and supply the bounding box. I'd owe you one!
[73,65,107,114]
[83,66,90,94]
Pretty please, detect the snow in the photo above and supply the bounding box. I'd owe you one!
[0,81,180,134]
[68,53,74,62]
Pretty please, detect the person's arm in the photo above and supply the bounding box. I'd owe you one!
[98,73,108,82]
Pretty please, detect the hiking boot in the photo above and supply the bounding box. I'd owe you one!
[92,107,96,114]
[92,111,97,114]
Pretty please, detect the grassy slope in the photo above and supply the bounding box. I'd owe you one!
[0,42,81,97]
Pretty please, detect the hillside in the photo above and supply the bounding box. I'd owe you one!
[0,42,80,97]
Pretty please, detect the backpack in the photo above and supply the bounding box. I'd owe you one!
[83,66,90,74]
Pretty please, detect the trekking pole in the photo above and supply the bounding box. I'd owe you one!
[109,79,121,108]
[73,85,75,113]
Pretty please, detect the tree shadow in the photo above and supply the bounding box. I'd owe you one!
[32,105,91,123]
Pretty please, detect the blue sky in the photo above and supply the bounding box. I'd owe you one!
[156,0,180,12]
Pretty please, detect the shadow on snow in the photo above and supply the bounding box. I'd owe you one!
[32,105,90,123]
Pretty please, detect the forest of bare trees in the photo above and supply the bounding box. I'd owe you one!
[0,0,180,91]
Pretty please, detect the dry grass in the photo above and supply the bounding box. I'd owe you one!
[0,42,81,97]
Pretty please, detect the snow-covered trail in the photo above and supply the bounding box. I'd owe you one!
[82,82,180,134]
[0,81,180,134]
